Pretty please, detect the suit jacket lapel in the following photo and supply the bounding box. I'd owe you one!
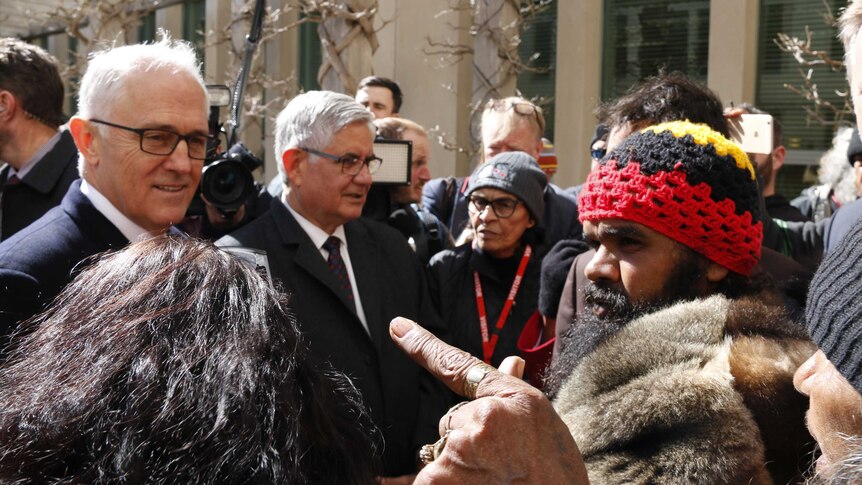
[345,220,383,349]
[273,202,362,319]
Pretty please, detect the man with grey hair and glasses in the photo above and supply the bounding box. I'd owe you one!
[218,90,448,479]
[0,37,209,340]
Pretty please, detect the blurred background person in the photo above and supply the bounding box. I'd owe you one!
[369,116,453,264]
[428,151,546,367]
[423,96,579,251]
[0,37,78,241]
[0,236,378,484]
[355,76,402,119]
[793,127,861,222]
[734,103,810,222]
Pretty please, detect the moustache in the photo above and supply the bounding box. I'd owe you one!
[584,282,632,318]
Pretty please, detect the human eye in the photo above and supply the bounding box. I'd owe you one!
[497,199,518,211]
[339,154,362,169]
[188,135,208,150]
[143,130,174,147]
[470,196,489,210]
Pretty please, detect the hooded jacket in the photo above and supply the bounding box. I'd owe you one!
[553,295,815,485]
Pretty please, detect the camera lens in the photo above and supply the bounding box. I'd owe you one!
[201,159,255,210]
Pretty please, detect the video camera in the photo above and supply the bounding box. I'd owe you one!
[186,84,262,217]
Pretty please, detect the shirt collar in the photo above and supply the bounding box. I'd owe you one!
[80,179,156,242]
[283,197,347,249]
[9,131,61,180]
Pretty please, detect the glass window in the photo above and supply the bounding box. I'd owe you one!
[139,11,156,43]
[517,1,557,141]
[183,0,206,67]
[756,0,846,152]
[601,0,710,100]
[298,20,322,91]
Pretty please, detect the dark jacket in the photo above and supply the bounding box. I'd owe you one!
[422,176,582,252]
[428,244,541,367]
[0,130,79,240]
[554,296,814,485]
[0,179,128,338]
[217,200,448,476]
[765,193,810,222]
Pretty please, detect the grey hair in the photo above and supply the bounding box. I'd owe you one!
[273,90,374,184]
[805,435,862,484]
[75,34,208,176]
[77,34,206,120]
[840,1,862,76]
[818,126,858,205]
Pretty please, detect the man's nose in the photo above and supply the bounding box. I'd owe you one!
[584,246,620,283]
[165,139,196,174]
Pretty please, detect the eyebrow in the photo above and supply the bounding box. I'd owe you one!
[145,123,210,137]
[591,223,646,240]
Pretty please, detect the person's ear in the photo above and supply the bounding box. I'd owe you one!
[282,148,306,187]
[0,91,15,119]
[69,117,100,167]
[705,261,730,284]
[772,145,787,171]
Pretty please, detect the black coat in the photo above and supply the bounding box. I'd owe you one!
[428,244,541,367]
[0,130,79,240]
[0,179,128,339]
[217,200,448,476]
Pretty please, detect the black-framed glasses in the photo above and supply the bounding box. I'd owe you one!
[468,194,522,218]
[486,99,545,133]
[300,147,383,175]
[89,119,212,160]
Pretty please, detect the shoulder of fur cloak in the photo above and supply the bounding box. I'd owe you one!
[553,294,815,485]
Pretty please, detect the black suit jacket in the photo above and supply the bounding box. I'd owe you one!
[0,130,79,240]
[217,200,448,476]
[0,179,128,337]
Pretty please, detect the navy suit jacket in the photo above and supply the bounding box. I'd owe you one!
[217,200,448,476]
[0,130,80,240]
[0,179,128,337]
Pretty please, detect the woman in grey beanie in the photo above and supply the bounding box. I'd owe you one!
[427,151,547,368]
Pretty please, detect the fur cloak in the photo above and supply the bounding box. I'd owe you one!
[553,295,816,485]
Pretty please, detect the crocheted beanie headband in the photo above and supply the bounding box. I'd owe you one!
[578,120,763,275]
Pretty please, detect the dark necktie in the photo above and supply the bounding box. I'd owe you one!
[322,236,356,311]
[5,174,20,186]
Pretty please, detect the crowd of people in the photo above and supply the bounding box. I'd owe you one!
[4,1,862,484]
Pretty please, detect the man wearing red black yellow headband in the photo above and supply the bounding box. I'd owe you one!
[538,120,816,484]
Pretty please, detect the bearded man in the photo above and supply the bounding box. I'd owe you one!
[544,121,815,485]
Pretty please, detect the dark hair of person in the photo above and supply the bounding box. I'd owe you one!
[596,71,730,137]
[0,38,65,128]
[0,236,379,484]
[358,75,403,113]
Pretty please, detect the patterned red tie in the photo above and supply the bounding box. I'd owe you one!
[322,236,356,311]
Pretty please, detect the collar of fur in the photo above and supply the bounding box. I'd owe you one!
[553,294,815,484]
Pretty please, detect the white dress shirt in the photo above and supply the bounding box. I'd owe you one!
[80,180,153,243]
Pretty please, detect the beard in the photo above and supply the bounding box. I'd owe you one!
[544,248,710,398]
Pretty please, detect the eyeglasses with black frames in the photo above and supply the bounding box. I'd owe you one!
[468,194,522,219]
[89,119,212,161]
[300,147,383,175]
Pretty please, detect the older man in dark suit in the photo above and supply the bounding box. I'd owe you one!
[0,38,79,241]
[0,38,209,337]
[218,90,447,479]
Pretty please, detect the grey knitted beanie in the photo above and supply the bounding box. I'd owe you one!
[806,214,862,394]
[466,151,547,221]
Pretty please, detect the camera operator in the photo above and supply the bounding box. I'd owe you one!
[368,117,453,264]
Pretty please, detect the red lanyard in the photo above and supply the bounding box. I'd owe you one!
[473,245,532,364]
